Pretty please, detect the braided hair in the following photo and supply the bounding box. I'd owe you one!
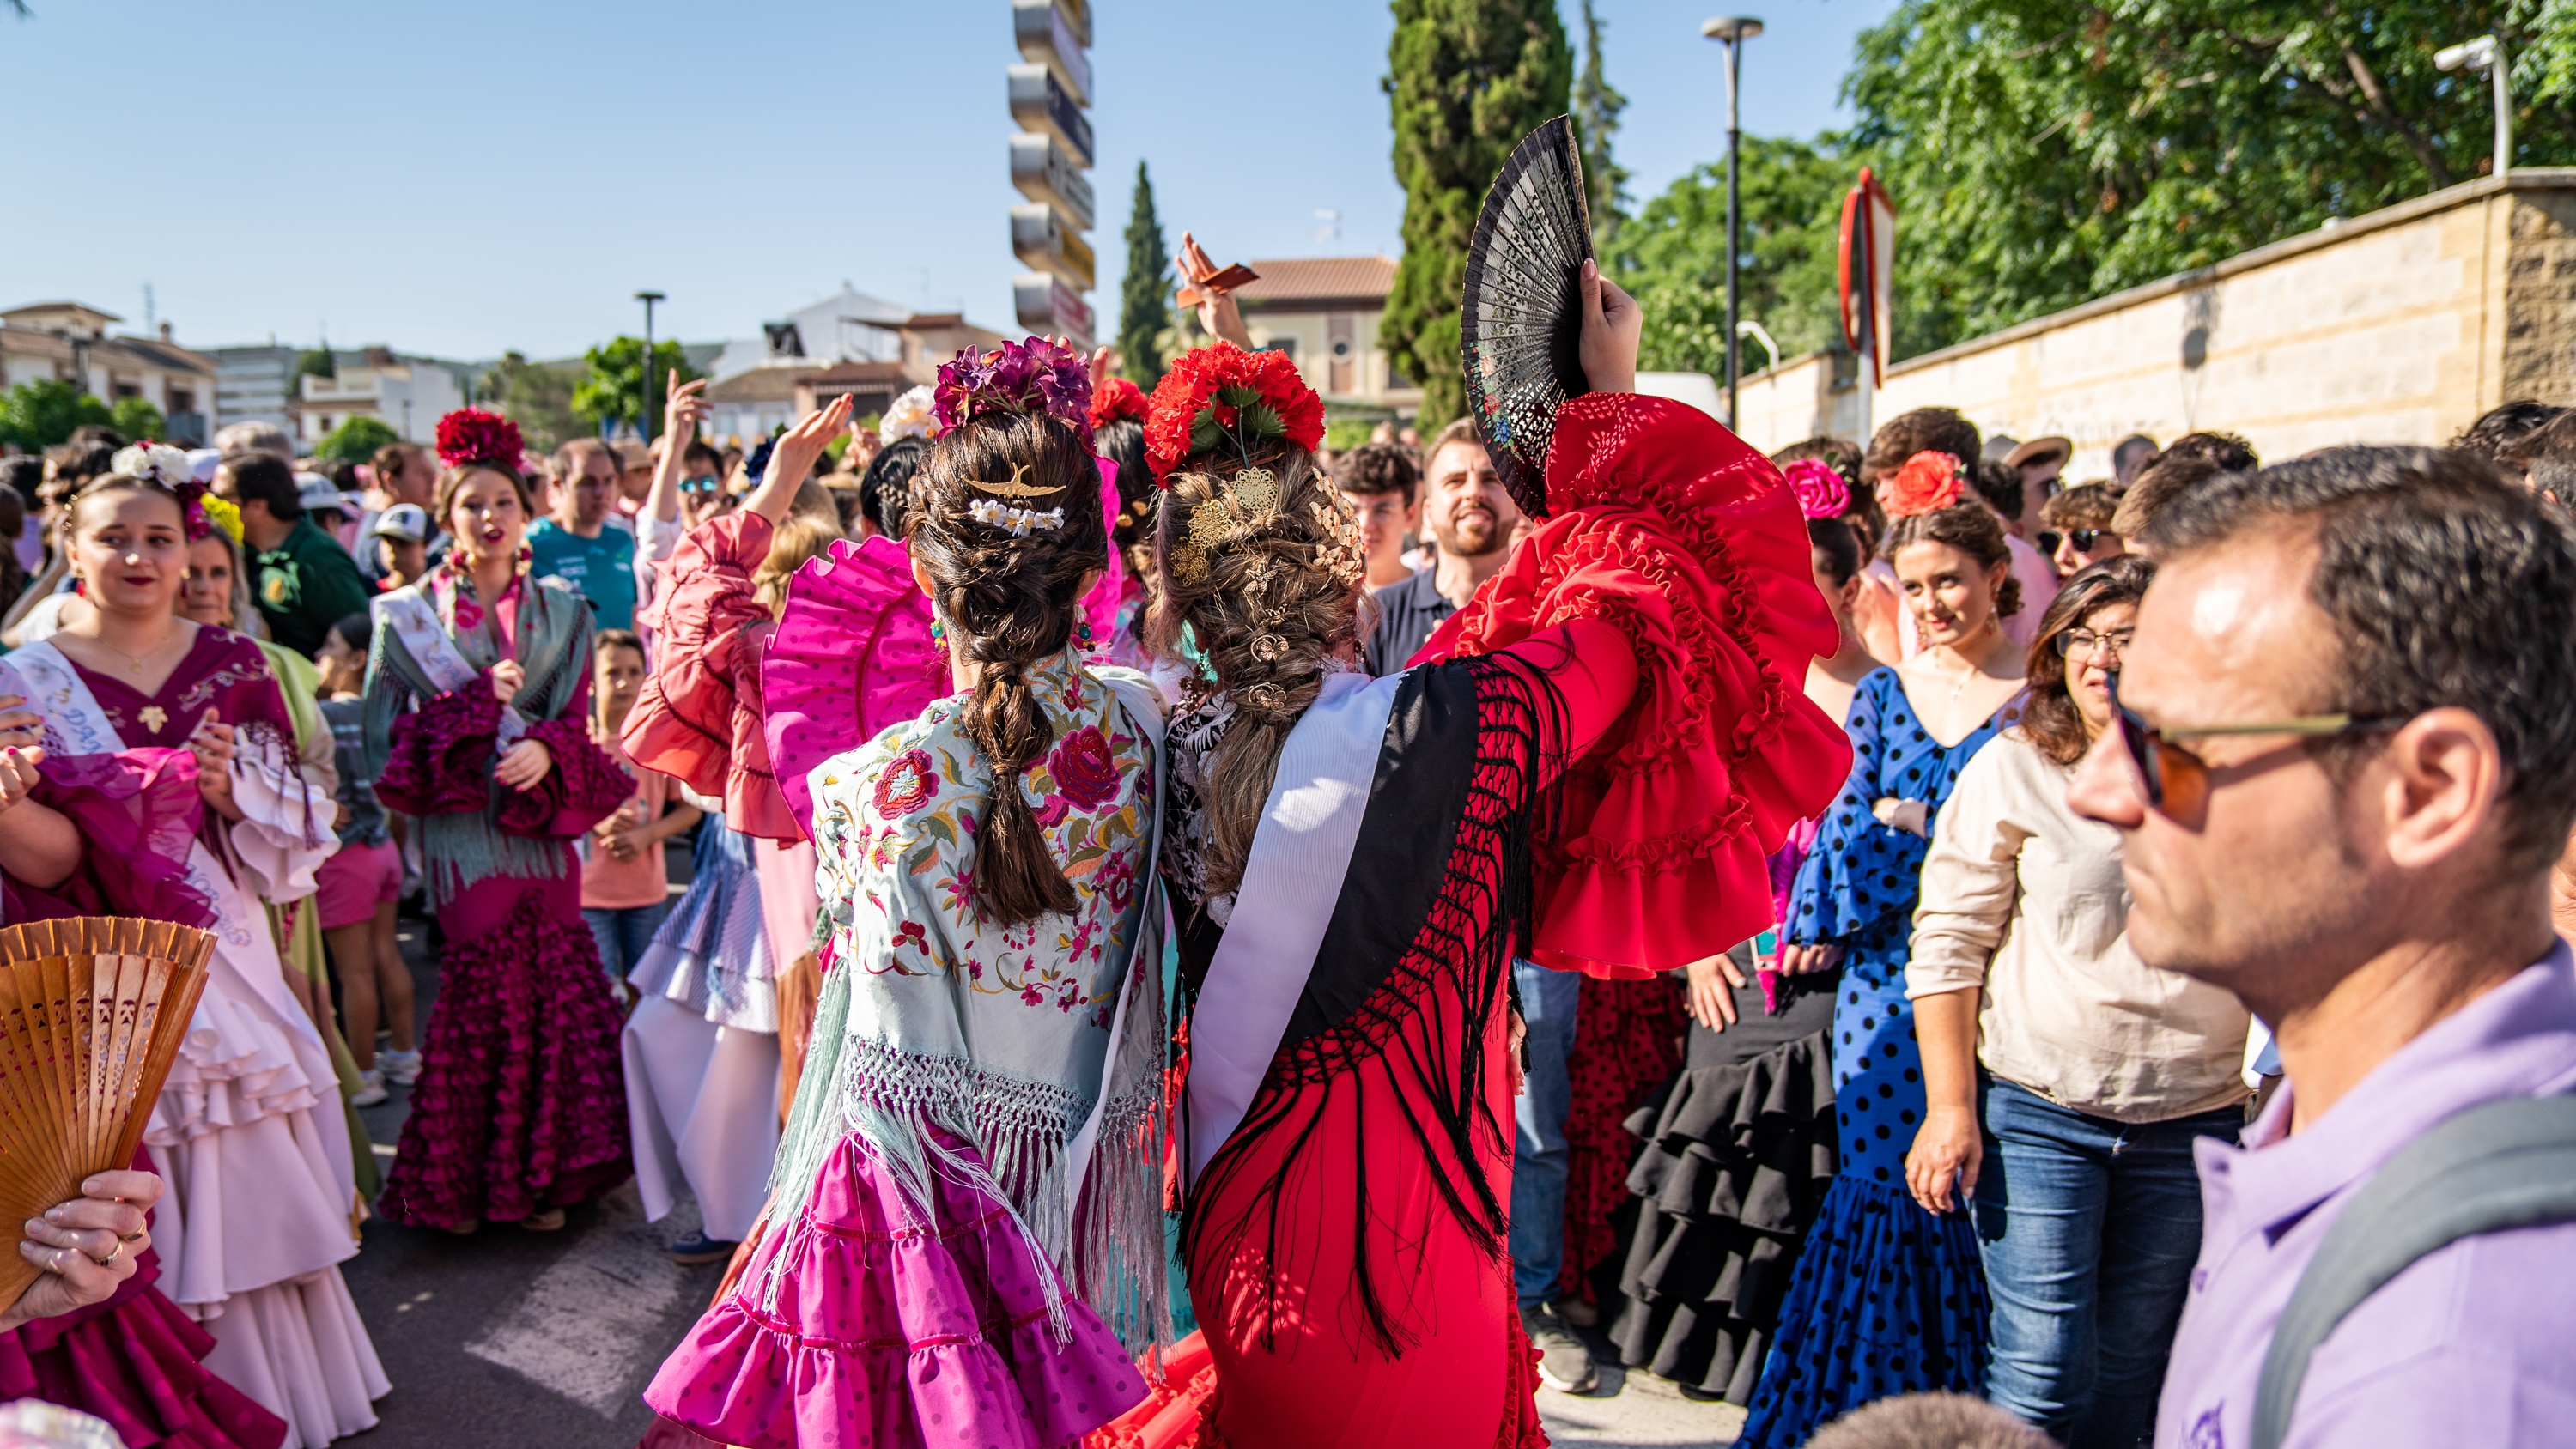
[1150,443,1364,896]
[908,409,1109,926]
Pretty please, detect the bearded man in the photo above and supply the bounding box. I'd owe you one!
[1362,417,1522,676]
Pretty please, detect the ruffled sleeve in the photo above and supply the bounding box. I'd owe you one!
[760,535,945,838]
[1415,392,1852,979]
[1785,670,1899,946]
[623,512,803,840]
[24,749,215,928]
[374,682,502,819]
[222,721,339,901]
[495,715,634,840]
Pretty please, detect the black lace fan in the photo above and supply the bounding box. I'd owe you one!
[1460,115,1594,520]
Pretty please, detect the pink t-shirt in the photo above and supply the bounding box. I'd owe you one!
[582,733,672,910]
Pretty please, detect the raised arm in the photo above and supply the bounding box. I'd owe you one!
[645,378,708,527]
[742,395,852,526]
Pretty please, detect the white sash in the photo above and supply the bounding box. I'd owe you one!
[374,586,526,747]
[1184,670,1403,1183]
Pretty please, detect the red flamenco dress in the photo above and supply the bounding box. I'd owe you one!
[1123,394,1850,1449]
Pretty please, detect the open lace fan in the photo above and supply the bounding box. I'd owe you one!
[1460,114,1595,520]
[0,918,212,1302]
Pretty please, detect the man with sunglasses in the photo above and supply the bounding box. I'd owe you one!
[2066,446,2576,1449]
[2038,482,2125,578]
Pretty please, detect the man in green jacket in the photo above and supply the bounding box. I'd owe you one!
[218,452,374,658]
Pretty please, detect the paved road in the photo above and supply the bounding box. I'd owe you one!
[336,911,1742,1447]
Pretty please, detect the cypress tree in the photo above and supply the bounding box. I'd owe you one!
[1118,161,1172,388]
[1382,0,1573,429]
[1573,0,1631,242]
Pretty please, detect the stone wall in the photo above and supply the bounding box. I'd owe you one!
[1729,170,2576,478]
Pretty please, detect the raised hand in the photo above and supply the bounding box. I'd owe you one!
[1577,258,1641,396]
[664,377,709,443]
[1178,232,1253,349]
[747,394,854,524]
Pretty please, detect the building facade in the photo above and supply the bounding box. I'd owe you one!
[703,292,1009,443]
[298,349,467,445]
[1,302,219,444]
[1230,258,1420,415]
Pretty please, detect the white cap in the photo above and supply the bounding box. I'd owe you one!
[370,503,429,542]
[295,474,358,516]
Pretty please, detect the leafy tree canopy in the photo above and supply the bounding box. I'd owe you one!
[1382,0,1572,427]
[1573,0,1631,240]
[313,415,402,466]
[0,379,114,451]
[1607,135,1851,380]
[108,397,167,445]
[571,337,698,439]
[477,352,583,455]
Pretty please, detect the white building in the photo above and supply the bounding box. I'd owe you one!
[0,302,220,444]
[299,350,467,445]
[707,284,916,383]
[207,345,299,433]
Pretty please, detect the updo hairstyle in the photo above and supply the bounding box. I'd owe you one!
[1880,500,2021,619]
[908,409,1110,925]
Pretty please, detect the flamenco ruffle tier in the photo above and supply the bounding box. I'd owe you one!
[1731,1173,1990,1449]
[645,1128,1145,1449]
[629,817,777,1030]
[0,1252,288,1449]
[1609,1008,1838,1404]
[762,531,943,836]
[1417,393,1853,978]
[374,687,629,840]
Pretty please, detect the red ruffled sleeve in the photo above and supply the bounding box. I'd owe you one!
[759,535,945,839]
[1414,392,1853,979]
[623,512,802,840]
[496,715,635,840]
[374,683,503,819]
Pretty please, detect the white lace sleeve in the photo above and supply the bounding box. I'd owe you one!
[225,722,340,902]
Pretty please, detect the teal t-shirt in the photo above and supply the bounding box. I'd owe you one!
[526,519,638,630]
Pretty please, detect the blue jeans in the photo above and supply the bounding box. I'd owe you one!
[1974,1077,2242,1447]
[1510,959,1581,1308]
[583,900,668,981]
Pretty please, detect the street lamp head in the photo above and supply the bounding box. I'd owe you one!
[1703,15,1764,42]
[2436,35,2498,73]
[634,290,667,304]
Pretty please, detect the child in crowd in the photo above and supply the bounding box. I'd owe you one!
[584,627,698,988]
[315,610,420,1106]
[369,502,431,591]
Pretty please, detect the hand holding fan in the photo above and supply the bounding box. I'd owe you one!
[0,918,211,1305]
[1460,115,1594,520]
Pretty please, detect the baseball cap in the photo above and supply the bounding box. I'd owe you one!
[370,503,429,543]
[296,475,361,517]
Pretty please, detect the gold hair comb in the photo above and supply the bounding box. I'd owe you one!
[970,463,1065,500]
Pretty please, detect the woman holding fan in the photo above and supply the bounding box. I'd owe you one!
[1,447,380,1446]
[361,409,635,1235]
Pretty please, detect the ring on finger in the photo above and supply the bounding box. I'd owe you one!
[118,1230,143,1243]
[90,1241,120,1267]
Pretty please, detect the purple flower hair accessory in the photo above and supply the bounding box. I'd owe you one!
[933,337,1094,449]
[1781,458,1850,520]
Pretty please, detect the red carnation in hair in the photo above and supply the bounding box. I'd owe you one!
[1881,450,1965,518]
[1088,376,1148,428]
[1144,343,1327,482]
[436,408,526,472]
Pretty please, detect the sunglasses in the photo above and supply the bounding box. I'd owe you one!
[679,476,723,494]
[2107,672,2403,822]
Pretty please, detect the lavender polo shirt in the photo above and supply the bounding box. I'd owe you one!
[2157,942,2576,1449]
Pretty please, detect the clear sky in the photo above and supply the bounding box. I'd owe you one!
[4,0,1896,361]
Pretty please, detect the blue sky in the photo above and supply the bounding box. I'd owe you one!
[4,0,1896,361]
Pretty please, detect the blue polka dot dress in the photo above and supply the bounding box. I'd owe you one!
[1738,667,2011,1449]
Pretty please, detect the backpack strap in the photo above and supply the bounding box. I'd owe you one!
[2251,1094,2576,1449]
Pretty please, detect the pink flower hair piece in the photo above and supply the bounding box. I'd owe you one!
[1781,458,1850,520]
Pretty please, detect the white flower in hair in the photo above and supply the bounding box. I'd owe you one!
[967,498,1066,536]
[880,385,939,444]
[111,442,191,488]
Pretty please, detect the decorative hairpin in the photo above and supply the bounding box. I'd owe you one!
[968,498,1066,537]
[1882,450,1965,518]
[1167,467,1280,585]
[970,462,1065,500]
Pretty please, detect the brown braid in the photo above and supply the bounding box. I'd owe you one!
[908,409,1109,925]
[1150,443,1365,896]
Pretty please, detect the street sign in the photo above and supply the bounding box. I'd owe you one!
[1012,204,1097,291]
[1014,274,1095,347]
[1006,64,1094,169]
[1012,0,1091,106]
[1009,132,1097,232]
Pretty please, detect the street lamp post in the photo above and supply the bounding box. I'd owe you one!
[2435,36,2512,179]
[1703,16,1764,430]
[635,290,666,440]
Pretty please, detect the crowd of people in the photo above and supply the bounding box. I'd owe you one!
[0,248,2572,1449]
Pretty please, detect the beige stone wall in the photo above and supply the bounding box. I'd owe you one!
[1728,172,2576,476]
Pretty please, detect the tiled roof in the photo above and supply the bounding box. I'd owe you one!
[1234,256,1396,305]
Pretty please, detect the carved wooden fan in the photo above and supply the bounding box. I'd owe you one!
[0,918,212,1302]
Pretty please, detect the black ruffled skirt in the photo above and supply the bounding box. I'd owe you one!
[1609,964,1839,1403]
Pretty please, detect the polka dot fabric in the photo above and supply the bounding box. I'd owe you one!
[1739,668,2008,1448]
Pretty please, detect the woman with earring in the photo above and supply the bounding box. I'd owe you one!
[645,339,1172,1448]
[1737,457,2027,1448]
[361,409,635,1235]
[3,446,384,1445]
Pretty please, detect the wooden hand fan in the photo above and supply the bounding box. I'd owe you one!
[0,918,212,1303]
[1460,114,1595,521]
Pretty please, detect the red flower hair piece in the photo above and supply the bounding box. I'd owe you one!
[1144,343,1327,483]
[1089,376,1148,428]
[435,408,526,473]
[1881,450,1965,518]
[1781,458,1850,520]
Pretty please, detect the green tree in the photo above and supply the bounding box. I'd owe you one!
[294,346,336,386]
[108,396,167,443]
[314,415,402,465]
[1606,136,1851,381]
[1118,161,1173,389]
[1572,0,1631,241]
[477,351,584,454]
[0,379,114,451]
[1846,0,2576,359]
[570,337,698,439]
[1382,0,1573,427]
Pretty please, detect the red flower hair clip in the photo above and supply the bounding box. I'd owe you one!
[1781,458,1850,520]
[1881,450,1965,518]
[436,409,526,473]
[1089,376,1148,429]
[1144,343,1326,483]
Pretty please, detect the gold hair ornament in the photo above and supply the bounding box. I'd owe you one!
[1167,467,1281,585]
[970,463,1066,500]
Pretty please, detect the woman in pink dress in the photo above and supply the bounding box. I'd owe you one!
[1,454,377,1446]
[360,409,635,1234]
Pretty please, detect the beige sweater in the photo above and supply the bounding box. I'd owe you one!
[1907,730,2251,1123]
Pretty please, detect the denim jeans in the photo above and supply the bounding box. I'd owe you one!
[583,900,669,981]
[1973,1076,2244,1447]
[1510,958,1582,1308]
